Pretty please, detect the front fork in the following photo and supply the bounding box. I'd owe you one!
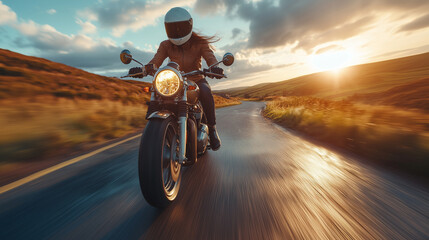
[149,89,188,165]
[178,87,187,165]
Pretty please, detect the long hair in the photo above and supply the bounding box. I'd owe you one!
[189,31,219,50]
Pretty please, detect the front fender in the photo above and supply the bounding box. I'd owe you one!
[147,110,175,120]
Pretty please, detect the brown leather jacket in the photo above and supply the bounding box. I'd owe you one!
[149,39,218,82]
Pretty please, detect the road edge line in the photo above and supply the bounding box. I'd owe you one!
[0,134,141,195]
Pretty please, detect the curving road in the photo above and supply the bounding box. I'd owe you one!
[0,102,428,240]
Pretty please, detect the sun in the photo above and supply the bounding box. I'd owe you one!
[310,49,355,72]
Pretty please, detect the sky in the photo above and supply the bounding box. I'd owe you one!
[1,0,429,90]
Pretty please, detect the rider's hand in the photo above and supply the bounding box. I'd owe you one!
[144,63,157,76]
[211,67,224,79]
[128,67,145,78]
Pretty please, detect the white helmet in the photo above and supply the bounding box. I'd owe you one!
[164,7,193,46]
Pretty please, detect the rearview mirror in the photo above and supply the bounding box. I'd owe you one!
[120,49,132,64]
[222,52,234,66]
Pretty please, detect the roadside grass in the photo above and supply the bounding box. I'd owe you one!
[213,94,241,108]
[0,97,148,163]
[0,95,239,163]
[263,97,429,176]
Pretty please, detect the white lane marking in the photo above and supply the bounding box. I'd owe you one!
[0,134,141,195]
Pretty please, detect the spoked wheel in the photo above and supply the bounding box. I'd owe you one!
[162,123,181,198]
[138,117,181,208]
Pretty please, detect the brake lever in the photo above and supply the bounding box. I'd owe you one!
[211,73,227,78]
[120,72,145,78]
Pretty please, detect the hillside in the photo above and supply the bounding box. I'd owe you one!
[0,48,151,103]
[223,52,429,105]
[348,78,429,112]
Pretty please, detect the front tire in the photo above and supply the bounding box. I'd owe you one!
[138,117,181,208]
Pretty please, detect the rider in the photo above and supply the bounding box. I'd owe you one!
[128,7,223,151]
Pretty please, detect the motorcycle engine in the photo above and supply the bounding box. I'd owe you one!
[197,123,209,155]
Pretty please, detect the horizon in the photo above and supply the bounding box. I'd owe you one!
[1,0,429,90]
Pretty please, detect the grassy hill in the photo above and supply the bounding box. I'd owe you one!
[348,78,429,111]
[0,48,151,103]
[251,52,429,176]
[0,49,240,183]
[0,49,151,170]
[224,52,429,110]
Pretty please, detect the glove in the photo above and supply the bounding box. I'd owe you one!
[211,67,224,79]
[144,63,157,76]
[128,67,144,78]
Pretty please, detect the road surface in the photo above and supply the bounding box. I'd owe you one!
[0,102,428,240]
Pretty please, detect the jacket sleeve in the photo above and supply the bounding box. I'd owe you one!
[149,41,168,68]
[201,43,218,67]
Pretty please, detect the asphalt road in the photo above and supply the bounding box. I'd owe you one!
[0,101,428,240]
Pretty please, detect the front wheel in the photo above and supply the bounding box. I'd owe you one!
[138,117,181,208]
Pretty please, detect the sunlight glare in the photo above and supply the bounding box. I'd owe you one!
[310,49,355,72]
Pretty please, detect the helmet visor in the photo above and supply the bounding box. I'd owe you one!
[165,20,192,39]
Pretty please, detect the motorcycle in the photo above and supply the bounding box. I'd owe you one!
[119,49,234,208]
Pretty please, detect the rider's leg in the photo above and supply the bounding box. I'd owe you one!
[196,79,221,150]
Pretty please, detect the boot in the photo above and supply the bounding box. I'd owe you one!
[209,125,221,151]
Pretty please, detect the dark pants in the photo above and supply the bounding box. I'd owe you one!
[196,78,216,126]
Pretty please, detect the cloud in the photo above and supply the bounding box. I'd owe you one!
[12,24,154,74]
[15,22,152,72]
[195,0,429,52]
[225,58,295,80]
[194,0,228,16]
[0,2,153,74]
[398,13,429,32]
[82,0,195,37]
[76,19,97,34]
[47,9,56,15]
[231,28,242,39]
[0,1,17,24]
[296,16,375,51]
[42,41,153,73]
[314,44,344,55]
[218,39,294,82]
[13,20,97,51]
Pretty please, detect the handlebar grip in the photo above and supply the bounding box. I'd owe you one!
[206,73,225,78]
[203,68,225,79]
[121,71,147,78]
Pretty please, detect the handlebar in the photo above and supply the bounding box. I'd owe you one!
[121,68,226,79]
[120,72,146,78]
[182,69,227,79]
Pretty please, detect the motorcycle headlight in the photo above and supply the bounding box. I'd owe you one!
[154,69,182,97]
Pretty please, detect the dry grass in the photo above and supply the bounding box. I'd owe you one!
[0,94,238,164]
[348,78,429,112]
[0,48,151,165]
[263,97,429,176]
[0,97,148,162]
[213,94,241,108]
